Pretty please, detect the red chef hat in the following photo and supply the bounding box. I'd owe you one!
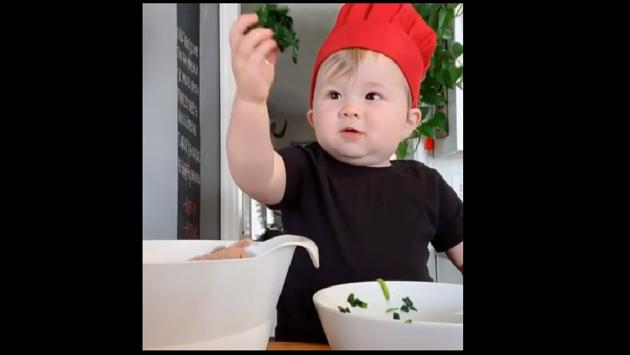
[309,3,437,109]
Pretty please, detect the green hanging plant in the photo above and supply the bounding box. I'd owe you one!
[396,3,463,159]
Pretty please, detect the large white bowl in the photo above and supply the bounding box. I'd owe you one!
[143,235,318,350]
[313,281,463,350]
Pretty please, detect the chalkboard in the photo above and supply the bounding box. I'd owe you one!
[177,4,201,239]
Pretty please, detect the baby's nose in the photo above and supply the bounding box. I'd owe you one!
[340,105,361,118]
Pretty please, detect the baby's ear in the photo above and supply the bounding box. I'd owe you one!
[402,108,422,139]
[306,109,315,127]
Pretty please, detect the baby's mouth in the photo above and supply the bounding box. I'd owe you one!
[340,127,363,134]
[339,127,364,138]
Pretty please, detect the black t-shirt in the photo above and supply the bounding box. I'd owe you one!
[267,142,463,343]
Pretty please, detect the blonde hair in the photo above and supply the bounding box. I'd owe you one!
[318,49,412,107]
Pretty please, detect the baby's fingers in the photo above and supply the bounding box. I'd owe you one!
[229,13,259,52]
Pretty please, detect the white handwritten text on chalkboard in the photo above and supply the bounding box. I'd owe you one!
[177,47,199,76]
[179,133,201,164]
[178,27,199,58]
[178,68,200,95]
[178,158,201,186]
[178,89,198,118]
[177,4,201,239]
[178,109,198,137]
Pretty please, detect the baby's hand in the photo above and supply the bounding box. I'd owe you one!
[190,238,254,261]
[229,13,279,105]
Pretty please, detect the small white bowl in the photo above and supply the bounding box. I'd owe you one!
[313,281,463,350]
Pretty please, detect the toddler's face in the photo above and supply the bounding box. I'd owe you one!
[309,53,419,167]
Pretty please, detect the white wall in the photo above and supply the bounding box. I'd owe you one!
[143,4,177,239]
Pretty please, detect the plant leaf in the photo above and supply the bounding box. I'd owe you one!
[420,106,431,120]
[419,122,436,138]
[432,111,448,133]
[451,42,463,58]
[438,6,454,34]
[428,11,439,30]
[416,3,439,20]
[448,67,463,85]
[441,27,453,40]
[421,91,446,106]
[396,140,409,159]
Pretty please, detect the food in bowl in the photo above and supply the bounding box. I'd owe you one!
[188,238,253,260]
[313,280,463,350]
[336,279,421,322]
